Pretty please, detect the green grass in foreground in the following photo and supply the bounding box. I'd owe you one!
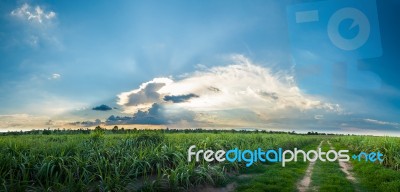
[1,130,400,191]
[332,140,400,192]
[0,131,320,191]
[235,161,309,192]
[352,160,400,191]
[309,142,355,192]
[235,144,318,192]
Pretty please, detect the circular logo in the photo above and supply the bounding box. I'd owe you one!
[327,7,370,51]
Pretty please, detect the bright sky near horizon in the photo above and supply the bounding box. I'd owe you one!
[0,0,399,135]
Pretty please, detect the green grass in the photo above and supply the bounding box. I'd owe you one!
[333,136,400,170]
[332,138,400,192]
[0,131,320,191]
[235,161,309,192]
[1,131,400,191]
[351,160,400,191]
[309,142,355,192]
[235,143,319,192]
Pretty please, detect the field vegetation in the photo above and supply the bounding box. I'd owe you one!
[0,127,399,191]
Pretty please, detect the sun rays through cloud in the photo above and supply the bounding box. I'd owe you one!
[115,55,341,128]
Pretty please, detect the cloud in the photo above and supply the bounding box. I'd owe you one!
[0,114,50,129]
[45,120,54,125]
[259,91,279,100]
[69,119,102,127]
[331,117,400,135]
[9,3,61,49]
[117,78,173,113]
[106,103,167,125]
[363,118,400,127]
[11,3,56,24]
[92,104,112,111]
[106,103,196,125]
[314,115,324,120]
[48,73,61,80]
[208,86,221,92]
[116,55,341,127]
[164,93,199,103]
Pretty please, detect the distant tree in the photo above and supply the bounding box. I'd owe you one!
[42,129,51,135]
[94,126,104,132]
[112,125,119,132]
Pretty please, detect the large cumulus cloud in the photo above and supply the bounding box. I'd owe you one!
[115,55,341,127]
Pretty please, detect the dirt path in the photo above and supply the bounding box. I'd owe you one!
[297,141,324,192]
[190,183,236,192]
[327,141,359,190]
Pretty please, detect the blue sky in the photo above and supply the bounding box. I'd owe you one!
[0,0,399,135]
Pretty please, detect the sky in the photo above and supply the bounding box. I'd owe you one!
[0,0,399,135]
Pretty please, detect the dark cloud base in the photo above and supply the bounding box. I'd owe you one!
[69,119,101,127]
[106,103,166,125]
[106,103,196,125]
[92,104,112,111]
[163,93,199,103]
